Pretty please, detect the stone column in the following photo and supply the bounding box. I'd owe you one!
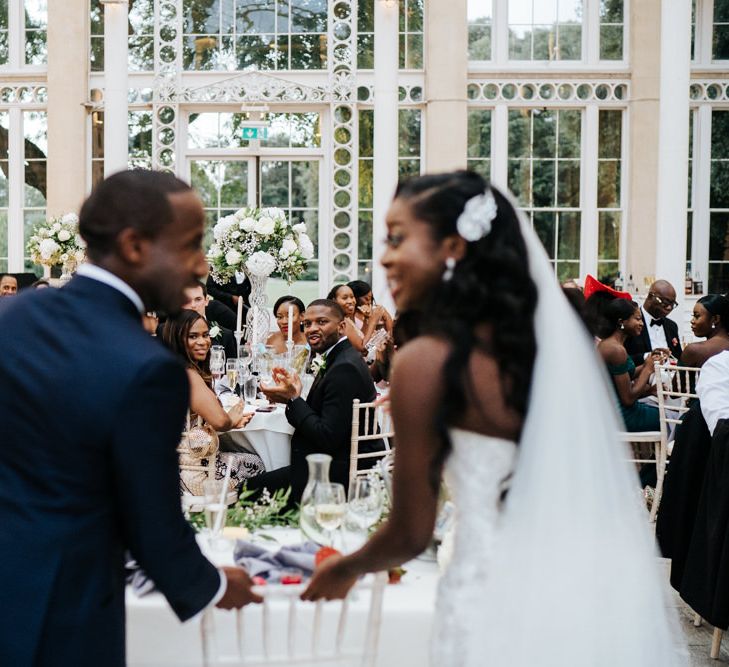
[47,0,88,215]
[625,0,661,288]
[654,0,692,299]
[371,0,399,310]
[424,0,467,172]
[101,0,129,176]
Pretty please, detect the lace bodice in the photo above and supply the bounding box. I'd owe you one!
[432,428,517,666]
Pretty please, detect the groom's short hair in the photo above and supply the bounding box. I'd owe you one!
[307,299,345,321]
[79,170,193,261]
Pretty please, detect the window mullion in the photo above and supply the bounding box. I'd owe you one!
[493,0,508,66]
[699,0,713,64]
[490,104,508,189]
[8,107,24,271]
[9,0,23,68]
[586,0,600,65]
[693,104,711,284]
[581,104,599,281]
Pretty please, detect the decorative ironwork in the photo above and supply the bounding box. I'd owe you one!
[466,79,630,104]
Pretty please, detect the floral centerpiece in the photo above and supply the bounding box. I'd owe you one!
[27,213,85,280]
[207,207,314,344]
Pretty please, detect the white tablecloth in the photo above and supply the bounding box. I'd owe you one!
[126,530,439,666]
[219,404,293,471]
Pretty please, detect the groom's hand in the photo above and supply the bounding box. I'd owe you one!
[216,566,263,609]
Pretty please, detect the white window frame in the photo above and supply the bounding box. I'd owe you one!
[693,0,729,68]
[469,0,630,72]
[0,0,47,74]
[474,99,627,281]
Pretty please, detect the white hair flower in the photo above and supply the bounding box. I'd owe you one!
[456,190,498,242]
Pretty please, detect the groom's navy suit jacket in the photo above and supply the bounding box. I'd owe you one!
[0,276,220,666]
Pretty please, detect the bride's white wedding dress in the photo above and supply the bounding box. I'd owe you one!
[425,192,686,666]
[432,429,516,667]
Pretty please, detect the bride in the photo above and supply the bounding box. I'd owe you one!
[301,171,684,665]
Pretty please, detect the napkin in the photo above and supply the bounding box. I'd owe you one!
[233,540,319,583]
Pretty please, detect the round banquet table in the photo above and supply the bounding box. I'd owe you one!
[126,529,439,666]
[219,403,294,471]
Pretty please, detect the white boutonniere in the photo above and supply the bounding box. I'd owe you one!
[209,322,221,339]
[310,355,327,375]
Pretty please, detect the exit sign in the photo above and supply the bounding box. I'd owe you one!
[241,126,269,140]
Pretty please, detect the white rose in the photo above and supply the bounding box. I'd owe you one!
[255,216,275,236]
[279,247,290,259]
[57,229,72,242]
[225,249,242,266]
[208,243,223,259]
[209,325,221,339]
[52,222,61,233]
[298,234,314,260]
[232,231,240,239]
[39,238,60,261]
[74,250,85,263]
[213,216,237,242]
[240,217,256,232]
[293,222,307,234]
[263,207,285,220]
[61,213,78,225]
[245,250,277,277]
[282,238,298,255]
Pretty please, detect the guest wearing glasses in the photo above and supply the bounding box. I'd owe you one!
[679,294,729,368]
[624,279,682,365]
[266,295,307,354]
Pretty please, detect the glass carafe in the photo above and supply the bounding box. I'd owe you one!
[299,453,332,544]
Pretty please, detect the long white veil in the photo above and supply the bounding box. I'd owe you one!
[469,195,686,665]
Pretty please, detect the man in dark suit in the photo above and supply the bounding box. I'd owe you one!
[254,299,379,501]
[0,171,260,667]
[625,279,682,365]
[183,281,238,358]
[206,271,250,316]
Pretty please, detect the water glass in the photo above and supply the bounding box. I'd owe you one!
[238,345,252,371]
[243,374,258,404]
[347,478,383,529]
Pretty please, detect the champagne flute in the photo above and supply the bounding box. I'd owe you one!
[314,483,346,547]
[226,359,238,390]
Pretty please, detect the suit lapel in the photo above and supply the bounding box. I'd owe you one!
[306,339,351,402]
[640,312,651,350]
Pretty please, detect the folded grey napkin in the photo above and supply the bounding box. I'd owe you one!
[234,540,319,583]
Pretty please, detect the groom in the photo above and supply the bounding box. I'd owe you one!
[0,171,260,667]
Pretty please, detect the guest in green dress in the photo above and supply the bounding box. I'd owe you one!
[597,297,666,431]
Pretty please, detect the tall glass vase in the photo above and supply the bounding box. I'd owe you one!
[245,272,271,349]
[59,260,74,283]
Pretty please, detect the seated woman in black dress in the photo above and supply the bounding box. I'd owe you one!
[597,298,665,432]
[680,294,729,368]
[266,295,307,354]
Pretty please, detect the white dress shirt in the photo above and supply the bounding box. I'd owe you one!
[77,264,228,615]
[641,305,669,352]
[76,263,145,314]
[696,350,729,435]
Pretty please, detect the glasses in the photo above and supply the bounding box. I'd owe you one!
[649,293,678,311]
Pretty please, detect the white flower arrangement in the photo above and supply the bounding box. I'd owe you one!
[207,206,312,283]
[27,213,86,269]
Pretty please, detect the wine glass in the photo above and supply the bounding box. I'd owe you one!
[347,477,383,530]
[238,344,252,372]
[226,359,238,390]
[313,483,346,546]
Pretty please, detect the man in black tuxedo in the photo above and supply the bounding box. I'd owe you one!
[254,299,379,501]
[625,279,682,365]
[183,281,238,358]
[0,171,260,667]
[206,271,250,316]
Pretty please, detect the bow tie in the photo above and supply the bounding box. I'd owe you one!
[650,318,664,327]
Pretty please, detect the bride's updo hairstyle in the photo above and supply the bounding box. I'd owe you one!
[394,171,537,467]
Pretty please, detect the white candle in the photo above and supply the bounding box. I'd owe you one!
[236,296,243,334]
[287,304,293,343]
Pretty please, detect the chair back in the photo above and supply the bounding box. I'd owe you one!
[654,362,701,444]
[202,573,387,667]
[349,399,394,491]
